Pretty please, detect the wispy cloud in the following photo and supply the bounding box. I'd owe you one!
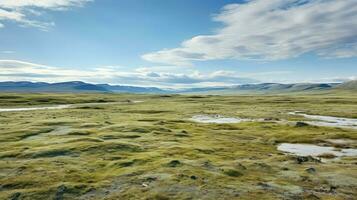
[1,51,15,54]
[143,0,357,66]
[0,60,258,88]
[0,0,92,30]
[306,76,356,83]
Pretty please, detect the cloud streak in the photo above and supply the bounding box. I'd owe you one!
[0,0,92,30]
[143,0,357,66]
[0,60,258,88]
[1,51,15,54]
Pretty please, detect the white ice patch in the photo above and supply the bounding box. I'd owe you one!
[0,105,71,112]
[278,143,357,158]
[190,115,248,124]
[0,100,144,113]
[132,100,144,103]
[289,111,357,129]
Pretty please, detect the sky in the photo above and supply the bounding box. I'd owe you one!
[0,0,356,88]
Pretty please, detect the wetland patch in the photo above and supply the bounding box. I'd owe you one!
[289,111,357,129]
[190,115,249,124]
[278,143,357,158]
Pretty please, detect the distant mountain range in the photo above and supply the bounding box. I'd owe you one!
[0,81,169,93]
[0,80,356,94]
[334,80,357,91]
[222,82,340,94]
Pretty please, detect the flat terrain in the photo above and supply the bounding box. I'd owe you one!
[0,93,356,200]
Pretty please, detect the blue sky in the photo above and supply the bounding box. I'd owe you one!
[0,0,356,88]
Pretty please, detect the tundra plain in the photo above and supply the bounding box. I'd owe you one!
[0,93,356,200]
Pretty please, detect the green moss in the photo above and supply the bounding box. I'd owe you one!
[0,93,356,199]
[166,160,182,167]
[222,169,243,177]
[28,149,73,158]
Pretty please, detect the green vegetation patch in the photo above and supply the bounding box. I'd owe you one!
[0,93,356,199]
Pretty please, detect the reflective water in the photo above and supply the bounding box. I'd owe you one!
[278,143,357,157]
[190,115,248,124]
[0,101,144,112]
[0,105,71,112]
[289,111,357,129]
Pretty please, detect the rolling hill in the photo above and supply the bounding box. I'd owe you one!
[334,80,357,91]
[228,83,337,93]
[0,81,108,93]
[0,80,355,94]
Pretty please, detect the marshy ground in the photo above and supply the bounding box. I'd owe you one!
[0,93,356,200]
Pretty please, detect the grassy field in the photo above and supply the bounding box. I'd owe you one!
[0,93,356,200]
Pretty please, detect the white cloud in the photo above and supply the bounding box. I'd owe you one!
[0,0,91,9]
[0,60,258,88]
[1,50,15,54]
[306,76,357,83]
[143,0,357,66]
[0,0,92,30]
[0,8,24,21]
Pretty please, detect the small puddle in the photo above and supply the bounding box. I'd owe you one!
[0,105,70,112]
[278,143,357,158]
[0,100,144,113]
[190,115,249,124]
[289,111,357,129]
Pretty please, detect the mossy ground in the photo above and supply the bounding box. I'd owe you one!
[0,93,356,199]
